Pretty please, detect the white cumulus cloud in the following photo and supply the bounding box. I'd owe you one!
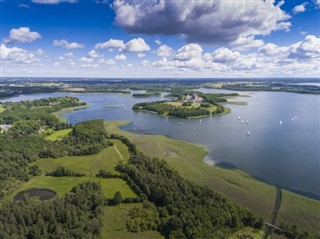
[95,37,150,52]
[125,38,150,52]
[53,40,84,49]
[137,53,145,58]
[157,45,173,57]
[87,50,101,59]
[112,0,291,44]
[1,44,38,64]
[175,44,203,60]
[4,27,41,44]
[95,39,125,50]
[115,54,127,61]
[293,2,308,14]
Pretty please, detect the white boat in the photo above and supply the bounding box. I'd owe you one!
[292,118,294,121]
[193,128,196,131]
[178,122,184,125]
[247,131,250,135]
[280,121,282,125]
[294,116,298,120]
[199,119,202,122]
[238,116,241,120]
[245,120,249,124]
[241,120,244,124]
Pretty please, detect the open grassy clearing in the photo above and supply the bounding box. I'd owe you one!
[6,176,136,200]
[104,121,320,235]
[276,190,320,235]
[166,101,220,113]
[0,106,5,113]
[228,227,265,239]
[101,203,164,239]
[34,139,129,174]
[45,128,72,140]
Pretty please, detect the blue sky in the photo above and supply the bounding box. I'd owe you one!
[1,0,319,78]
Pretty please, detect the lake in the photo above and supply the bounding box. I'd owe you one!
[3,89,320,199]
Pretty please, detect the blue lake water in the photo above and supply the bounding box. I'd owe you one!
[3,90,320,199]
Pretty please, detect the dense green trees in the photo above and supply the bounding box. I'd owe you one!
[117,153,264,238]
[132,101,212,118]
[0,182,105,238]
[47,166,85,177]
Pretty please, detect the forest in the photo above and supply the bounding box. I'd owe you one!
[117,153,264,238]
[0,98,110,199]
[0,182,105,238]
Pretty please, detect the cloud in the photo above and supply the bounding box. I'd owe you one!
[3,27,41,44]
[87,50,101,58]
[18,3,30,8]
[157,45,173,57]
[125,38,150,52]
[95,37,150,52]
[106,59,116,65]
[115,54,127,61]
[288,35,320,59]
[137,53,145,58]
[53,40,84,49]
[95,39,125,50]
[149,35,320,76]
[112,0,290,44]
[155,40,161,46]
[79,57,93,63]
[1,44,38,64]
[32,0,77,4]
[64,52,74,57]
[231,36,264,51]
[174,44,202,60]
[293,2,308,14]
[212,48,240,63]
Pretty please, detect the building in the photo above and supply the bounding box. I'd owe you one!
[183,94,203,103]
[0,124,12,133]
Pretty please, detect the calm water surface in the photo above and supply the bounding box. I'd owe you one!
[3,90,320,198]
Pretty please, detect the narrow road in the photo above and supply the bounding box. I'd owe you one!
[114,144,124,161]
[263,187,282,239]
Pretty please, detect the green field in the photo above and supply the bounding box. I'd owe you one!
[35,139,129,174]
[7,176,136,200]
[104,121,320,235]
[276,190,320,235]
[104,121,275,220]
[45,128,72,140]
[0,106,5,113]
[101,204,163,239]
[228,227,265,239]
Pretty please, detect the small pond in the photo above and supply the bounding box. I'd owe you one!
[14,189,57,201]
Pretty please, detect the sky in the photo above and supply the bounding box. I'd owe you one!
[0,0,319,78]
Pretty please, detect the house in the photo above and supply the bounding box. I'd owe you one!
[183,94,203,103]
[0,124,12,133]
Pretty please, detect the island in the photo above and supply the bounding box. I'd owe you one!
[132,92,235,118]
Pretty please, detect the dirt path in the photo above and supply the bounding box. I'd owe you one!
[263,187,282,239]
[114,145,124,161]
